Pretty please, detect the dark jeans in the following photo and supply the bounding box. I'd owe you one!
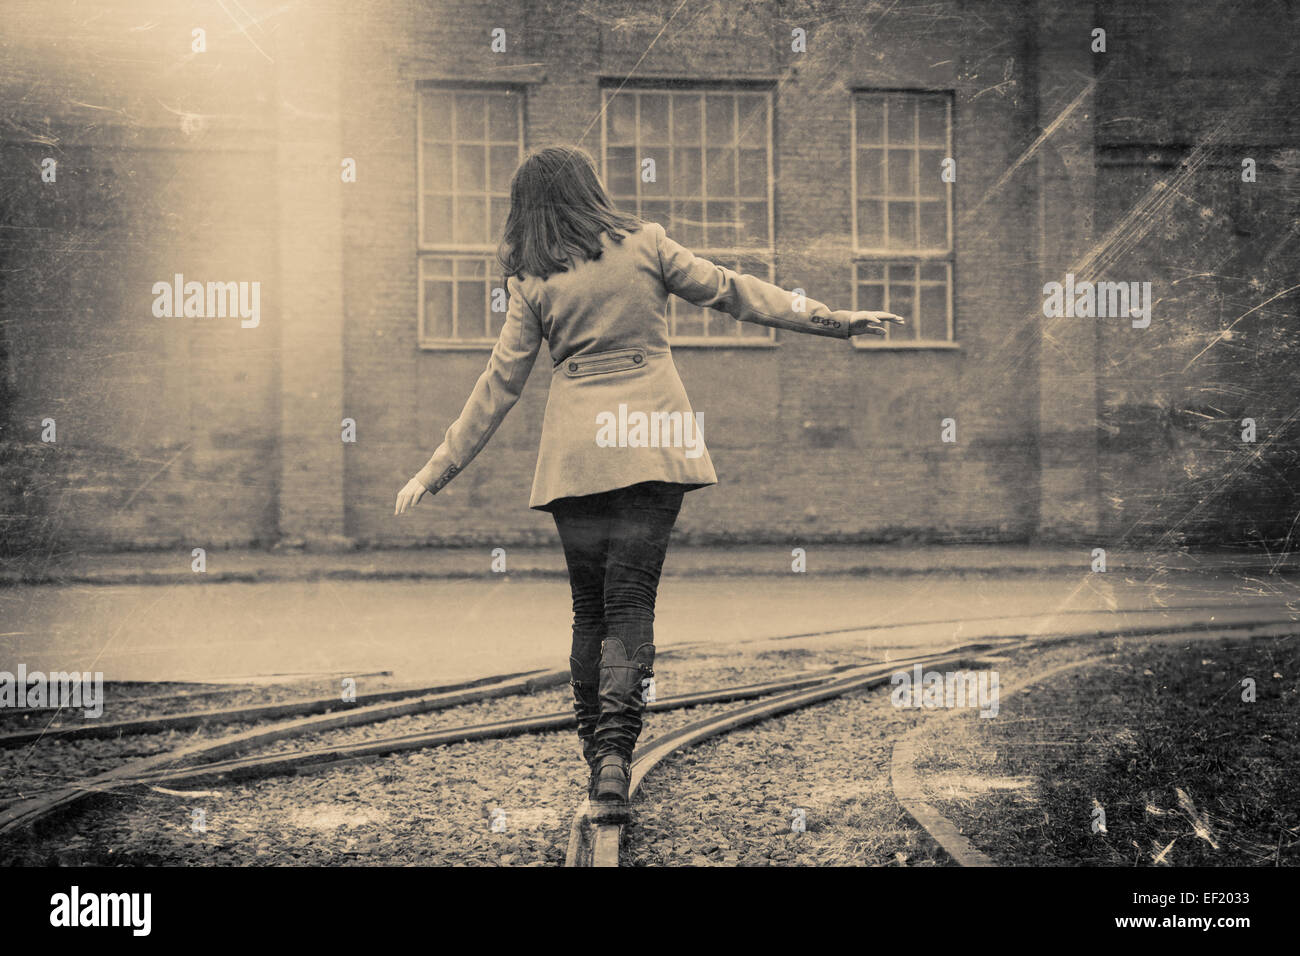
[550,481,685,630]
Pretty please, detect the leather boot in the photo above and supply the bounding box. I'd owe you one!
[591,623,654,818]
[569,625,603,774]
[591,754,632,821]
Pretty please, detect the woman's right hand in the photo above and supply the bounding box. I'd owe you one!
[394,477,429,516]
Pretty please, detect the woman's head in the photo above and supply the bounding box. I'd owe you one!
[497,145,642,280]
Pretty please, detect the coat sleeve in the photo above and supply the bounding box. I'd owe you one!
[651,221,853,339]
[414,274,544,494]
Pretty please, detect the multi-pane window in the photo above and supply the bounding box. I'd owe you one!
[854,263,953,343]
[852,91,955,346]
[418,87,523,346]
[602,87,775,344]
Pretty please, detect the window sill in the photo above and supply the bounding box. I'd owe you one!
[595,73,780,87]
[419,339,498,351]
[669,337,779,349]
[851,339,961,350]
[417,70,546,87]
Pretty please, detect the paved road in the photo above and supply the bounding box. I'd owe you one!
[2,570,1293,683]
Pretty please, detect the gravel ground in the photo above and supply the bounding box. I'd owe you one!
[0,674,540,808]
[627,689,940,866]
[0,675,427,732]
[0,720,272,807]
[0,639,1051,866]
[1,698,772,866]
[0,644,867,812]
[243,646,862,758]
[624,636,1129,866]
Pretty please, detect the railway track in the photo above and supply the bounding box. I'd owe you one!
[886,624,1297,868]
[564,642,1010,866]
[0,670,398,722]
[1,615,1294,865]
[0,653,887,840]
[0,669,554,748]
[566,619,1298,866]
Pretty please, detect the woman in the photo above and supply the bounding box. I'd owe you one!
[395,145,902,820]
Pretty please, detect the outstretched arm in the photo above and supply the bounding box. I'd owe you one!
[652,221,902,338]
[395,275,543,515]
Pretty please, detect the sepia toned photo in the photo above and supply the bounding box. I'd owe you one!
[0,0,1296,937]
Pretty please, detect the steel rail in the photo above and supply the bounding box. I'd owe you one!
[565,620,1297,867]
[2,670,397,718]
[5,618,1292,860]
[0,668,568,837]
[8,603,1286,743]
[891,624,1296,865]
[564,641,1021,867]
[0,647,1006,839]
[0,662,871,836]
[0,670,551,748]
[121,665,864,788]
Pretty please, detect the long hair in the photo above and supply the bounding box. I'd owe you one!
[497,146,643,280]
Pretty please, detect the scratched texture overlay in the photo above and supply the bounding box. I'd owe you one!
[0,0,1297,877]
[0,0,1296,550]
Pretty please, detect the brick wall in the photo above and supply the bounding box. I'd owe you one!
[1089,0,1300,548]
[2,0,1293,554]
[0,0,279,554]
[343,0,1044,547]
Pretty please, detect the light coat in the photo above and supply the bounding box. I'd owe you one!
[415,221,858,510]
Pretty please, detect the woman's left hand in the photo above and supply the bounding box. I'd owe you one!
[394,477,429,516]
[846,311,907,336]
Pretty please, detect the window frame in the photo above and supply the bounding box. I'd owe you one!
[850,88,958,350]
[416,81,526,350]
[599,81,779,348]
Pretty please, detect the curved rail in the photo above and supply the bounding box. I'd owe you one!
[0,667,568,837]
[124,667,853,788]
[5,616,1292,862]
[0,670,554,748]
[566,620,1298,866]
[0,661,873,836]
[890,623,1294,865]
[565,640,1019,866]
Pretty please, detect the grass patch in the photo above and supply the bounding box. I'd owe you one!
[913,634,1299,865]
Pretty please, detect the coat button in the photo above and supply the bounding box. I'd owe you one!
[568,362,578,372]
[633,353,643,363]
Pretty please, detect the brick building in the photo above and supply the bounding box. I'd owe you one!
[1,0,1296,553]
